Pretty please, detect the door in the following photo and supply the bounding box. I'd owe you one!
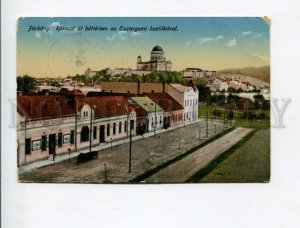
[49,134,56,155]
[25,138,31,155]
[99,125,105,143]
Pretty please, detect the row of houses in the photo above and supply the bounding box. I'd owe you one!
[17,82,198,166]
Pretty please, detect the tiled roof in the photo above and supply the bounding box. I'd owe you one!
[129,96,163,113]
[76,96,130,118]
[145,93,183,112]
[17,95,75,120]
[17,95,132,120]
[169,84,187,93]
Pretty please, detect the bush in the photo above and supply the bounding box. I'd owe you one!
[257,112,269,120]
[212,109,222,117]
[241,111,256,120]
[227,110,234,120]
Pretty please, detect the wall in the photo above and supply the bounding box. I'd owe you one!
[17,111,137,166]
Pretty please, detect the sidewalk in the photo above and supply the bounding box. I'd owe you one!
[18,119,201,174]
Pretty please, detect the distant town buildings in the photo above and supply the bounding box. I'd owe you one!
[106,68,132,77]
[85,68,98,79]
[181,68,217,81]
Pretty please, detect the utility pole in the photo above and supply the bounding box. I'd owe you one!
[223,107,226,130]
[89,108,93,153]
[74,84,78,152]
[104,163,107,182]
[206,111,208,138]
[154,103,157,138]
[129,126,132,173]
[24,117,27,164]
[246,99,249,126]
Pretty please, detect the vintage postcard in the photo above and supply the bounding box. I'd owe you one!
[17,17,270,183]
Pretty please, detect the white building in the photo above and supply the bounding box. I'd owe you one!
[166,83,199,123]
[181,68,216,80]
[106,68,132,77]
[85,68,98,79]
[181,68,204,79]
[220,82,229,91]
[128,96,164,132]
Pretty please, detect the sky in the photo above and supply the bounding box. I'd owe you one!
[17,17,270,78]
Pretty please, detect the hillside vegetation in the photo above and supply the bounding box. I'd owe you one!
[219,65,270,82]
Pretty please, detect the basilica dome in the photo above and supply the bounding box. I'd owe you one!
[152,45,163,52]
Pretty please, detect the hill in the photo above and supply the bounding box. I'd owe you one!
[219,65,270,82]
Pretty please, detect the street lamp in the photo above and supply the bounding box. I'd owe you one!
[150,102,157,138]
[125,105,132,173]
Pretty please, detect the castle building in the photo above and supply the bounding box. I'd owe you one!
[137,45,172,72]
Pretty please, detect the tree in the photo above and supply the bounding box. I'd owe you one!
[50,81,61,87]
[17,75,37,93]
[254,93,264,101]
[197,84,211,102]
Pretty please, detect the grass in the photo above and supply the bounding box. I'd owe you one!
[198,106,270,129]
[192,129,270,183]
[130,127,235,183]
[186,129,256,182]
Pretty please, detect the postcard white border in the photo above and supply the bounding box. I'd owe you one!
[2,1,300,228]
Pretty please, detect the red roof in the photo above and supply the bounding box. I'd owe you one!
[76,96,130,118]
[18,95,132,120]
[128,103,146,117]
[17,95,75,120]
[145,92,184,112]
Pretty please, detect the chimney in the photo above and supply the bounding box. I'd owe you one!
[137,81,140,95]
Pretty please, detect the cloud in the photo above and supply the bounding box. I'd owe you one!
[131,32,142,37]
[249,53,269,61]
[35,32,41,39]
[242,31,252,36]
[49,22,61,27]
[226,38,238,47]
[105,31,128,41]
[185,41,191,46]
[198,35,224,43]
[255,33,264,37]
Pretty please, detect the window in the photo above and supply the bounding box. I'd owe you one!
[58,132,63,147]
[93,126,97,139]
[107,124,110,136]
[81,126,89,142]
[119,122,122,133]
[124,121,127,132]
[70,130,75,144]
[113,123,116,135]
[25,138,31,155]
[41,135,47,151]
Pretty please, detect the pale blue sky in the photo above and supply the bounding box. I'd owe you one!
[17,17,270,77]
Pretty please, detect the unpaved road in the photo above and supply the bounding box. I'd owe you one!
[145,127,253,183]
[19,121,225,183]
